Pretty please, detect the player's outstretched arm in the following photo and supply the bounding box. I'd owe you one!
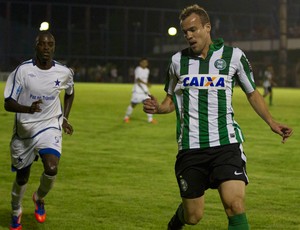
[246,89,293,143]
[143,94,174,114]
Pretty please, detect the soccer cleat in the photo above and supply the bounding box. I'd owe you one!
[148,119,157,124]
[10,213,22,230]
[124,117,130,123]
[167,214,184,230]
[32,192,46,223]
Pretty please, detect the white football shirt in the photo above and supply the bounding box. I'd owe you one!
[132,66,150,94]
[4,59,74,138]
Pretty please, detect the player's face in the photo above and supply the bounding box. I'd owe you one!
[180,13,211,56]
[35,34,55,63]
[140,59,148,69]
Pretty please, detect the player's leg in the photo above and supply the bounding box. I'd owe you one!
[140,94,156,123]
[263,87,268,97]
[33,129,62,223]
[10,136,36,230]
[32,153,60,223]
[168,150,208,229]
[37,153,60,199]
[10,165,31,230]
[146,113,156,123]
[168,197,204,229]
[269,87,273,106]
[124,101,137,122]
[218,180,249,230]
[12,166,31,210]
[214,144,249,229]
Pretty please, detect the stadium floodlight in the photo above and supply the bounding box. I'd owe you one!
[40,22,49,31]
[168,27,177,36]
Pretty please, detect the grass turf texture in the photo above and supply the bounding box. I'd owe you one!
[0,82,299,230]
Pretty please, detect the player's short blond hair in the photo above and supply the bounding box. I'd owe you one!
[179,4,210,26]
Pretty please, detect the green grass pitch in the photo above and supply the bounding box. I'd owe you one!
[0,82,299,229]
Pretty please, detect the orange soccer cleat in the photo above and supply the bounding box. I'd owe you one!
[32,192,46,223]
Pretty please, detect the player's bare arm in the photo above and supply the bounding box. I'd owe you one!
[246,89,293,143]
[4,98,42,114]
[143,94,174,114]
[62,117,73,135]
[62,91,74,135]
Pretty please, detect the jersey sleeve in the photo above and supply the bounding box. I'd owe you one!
[134,67,141,80]
[65,68,75,95]
[234,49,256,94]
[4,67,24,101]
[164,59,178,95]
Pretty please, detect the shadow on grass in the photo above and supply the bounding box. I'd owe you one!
[0,209,40,230]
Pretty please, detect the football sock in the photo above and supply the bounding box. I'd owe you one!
[147,113,153,122]
[228,213,250,230]
[168,203,185,229]
[125,105,133,117]
[37,173,56,199]
[11,180,27,214]
[176,203,185,224]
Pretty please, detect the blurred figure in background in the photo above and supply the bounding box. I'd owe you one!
[263,65,276,106]
[124,57,156,124]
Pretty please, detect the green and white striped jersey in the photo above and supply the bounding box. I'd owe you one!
[164,38,256,150]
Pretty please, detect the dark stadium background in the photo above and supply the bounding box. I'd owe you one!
[1,0,299,86]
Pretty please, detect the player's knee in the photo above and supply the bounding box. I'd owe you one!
[44,163,58,176]
[16,177,29,186]
[227,199,245,216]
[185,210,203,225]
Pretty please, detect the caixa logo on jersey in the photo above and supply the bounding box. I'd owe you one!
[181,74,227,89]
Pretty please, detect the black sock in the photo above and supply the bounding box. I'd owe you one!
[168,203,185,229]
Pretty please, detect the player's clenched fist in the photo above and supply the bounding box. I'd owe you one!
[29,99,43,113]
[143,95,159,114]
[62,118,74,135]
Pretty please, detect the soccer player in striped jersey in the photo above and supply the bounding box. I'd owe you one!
[4,31,74,230]
[143,4,293,230]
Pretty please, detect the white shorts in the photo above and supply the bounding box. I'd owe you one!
[10,128,62,170]
[131,92,150,104]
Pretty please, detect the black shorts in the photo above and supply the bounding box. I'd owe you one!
[175,143,248,199]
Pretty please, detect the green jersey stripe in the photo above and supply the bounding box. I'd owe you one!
[164,61,172,93]
[180,55,190,149]
[198,59,209,148]
[233,122,244,143]
[173,94,181,142]
[218,46,233,145]
[240,55,256,90]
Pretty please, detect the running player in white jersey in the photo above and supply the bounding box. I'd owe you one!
[143,5,293,230]
[124,57,156,123]
[4,31,74,230]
